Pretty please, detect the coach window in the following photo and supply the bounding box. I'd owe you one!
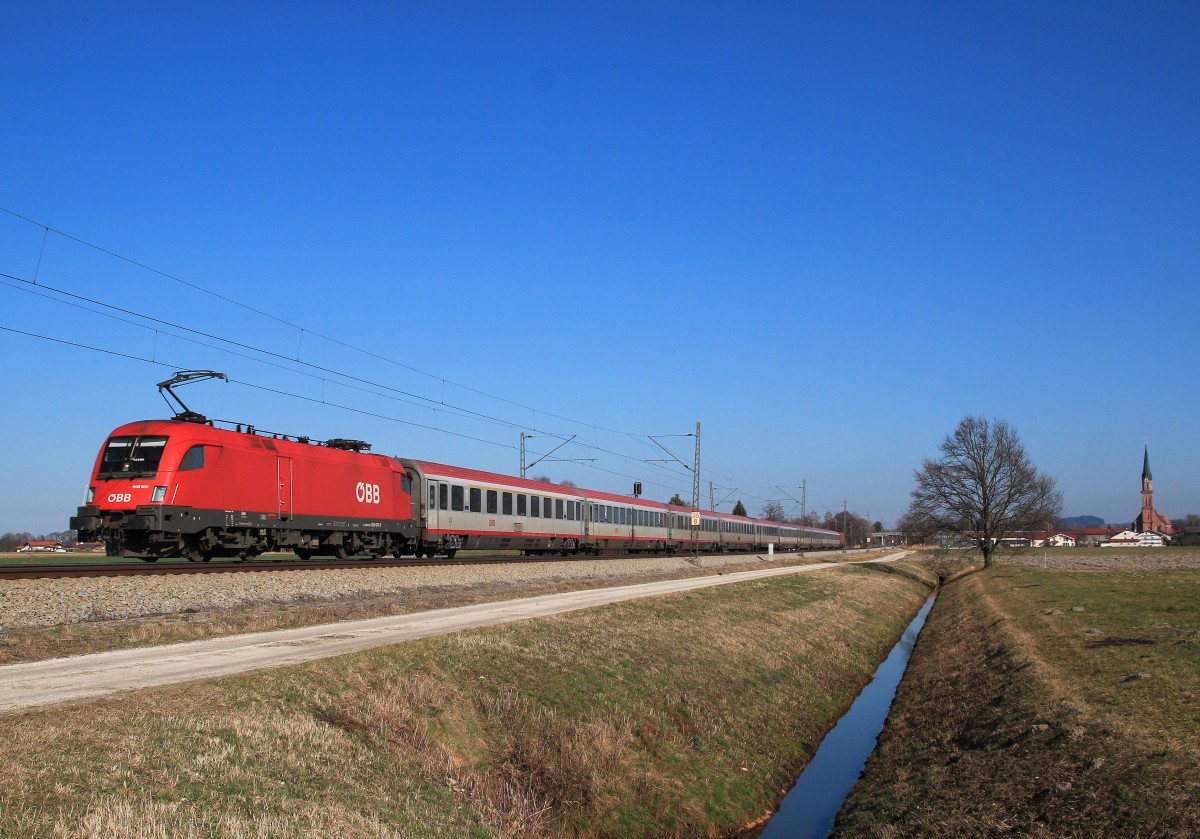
[430,486,436,512]
[544,497,553,518]
[517,494,527,516]
[486,490,498,514]
[178,445,205,471]
[555,498,564,519]
[566,501,575,521]
[502,492,513,515]
[531,495,540,517]
[452,485,464,511]
[469,487,482,512]
[439,484,448,510]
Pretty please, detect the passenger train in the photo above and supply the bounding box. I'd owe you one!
[71,415,843,562]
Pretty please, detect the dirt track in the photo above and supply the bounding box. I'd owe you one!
[0,553,906,715]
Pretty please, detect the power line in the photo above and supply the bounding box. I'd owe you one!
[0,206,661,440]
[0,209,803,504]
[0,323,697,497]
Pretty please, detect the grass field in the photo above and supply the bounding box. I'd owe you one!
[0,560,932,838]
[836,552,1200,837]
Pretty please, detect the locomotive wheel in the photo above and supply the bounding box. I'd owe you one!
[185,539,212,563]
[413,547,424,558]
[333,544,350,561]
[295,548,315,561]
[444,549,458,559]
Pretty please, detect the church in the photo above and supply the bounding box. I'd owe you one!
[1133,445,1173,536]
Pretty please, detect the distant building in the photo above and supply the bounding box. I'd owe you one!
[15,540,65,553]
[1133,445,1174,536]
[863,531,904,547]
[1100,530,1167,548]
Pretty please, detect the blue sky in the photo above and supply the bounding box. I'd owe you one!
[2,1,1197,536]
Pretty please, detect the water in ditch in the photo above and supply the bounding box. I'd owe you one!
[746,593,936,839]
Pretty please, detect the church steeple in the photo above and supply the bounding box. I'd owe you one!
[1134,444,1173,536]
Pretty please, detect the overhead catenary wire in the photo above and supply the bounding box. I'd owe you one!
[0,206,654,439]
[0,269,708,489]
[0,324,710,499]
[0,209,793,508]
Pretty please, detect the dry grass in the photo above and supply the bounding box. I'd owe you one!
[0,553,860,666]
[837,563,1200,837]
[0,562,932,838]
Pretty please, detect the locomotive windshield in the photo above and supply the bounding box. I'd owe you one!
[98,435,169,478]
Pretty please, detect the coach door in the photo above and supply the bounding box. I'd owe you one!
[277,456,293,519]
[428,480,446,531]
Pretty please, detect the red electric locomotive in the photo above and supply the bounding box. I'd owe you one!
[70,417,418,562]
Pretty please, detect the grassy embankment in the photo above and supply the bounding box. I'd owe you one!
[0,560,931,838]
[837,553,1200,837]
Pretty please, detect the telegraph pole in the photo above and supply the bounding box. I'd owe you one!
[646,423,701,559]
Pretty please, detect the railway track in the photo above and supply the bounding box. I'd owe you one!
[0,549,840,581]
[0,554,565,580]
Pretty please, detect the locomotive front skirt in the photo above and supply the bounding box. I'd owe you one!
[71,419,843,562]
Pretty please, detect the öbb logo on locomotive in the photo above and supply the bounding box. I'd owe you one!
[69,372,845,563]
[355,482,381,504]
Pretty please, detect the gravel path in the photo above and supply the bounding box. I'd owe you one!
[0,555,904,715]
[0,552,846,631]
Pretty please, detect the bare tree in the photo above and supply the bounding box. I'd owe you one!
[761,500,786,522]
[0,532,33,552]
[904,416,1062,567]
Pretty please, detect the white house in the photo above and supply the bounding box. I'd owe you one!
[1100,530,1167,547]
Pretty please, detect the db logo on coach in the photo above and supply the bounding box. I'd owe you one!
[355,482,381,504]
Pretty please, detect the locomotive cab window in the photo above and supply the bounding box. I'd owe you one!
[177,445,205,471]
[99,436,169,478]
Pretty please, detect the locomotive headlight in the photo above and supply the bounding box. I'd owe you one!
[86,487,95,504]
[151,486,167,503]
